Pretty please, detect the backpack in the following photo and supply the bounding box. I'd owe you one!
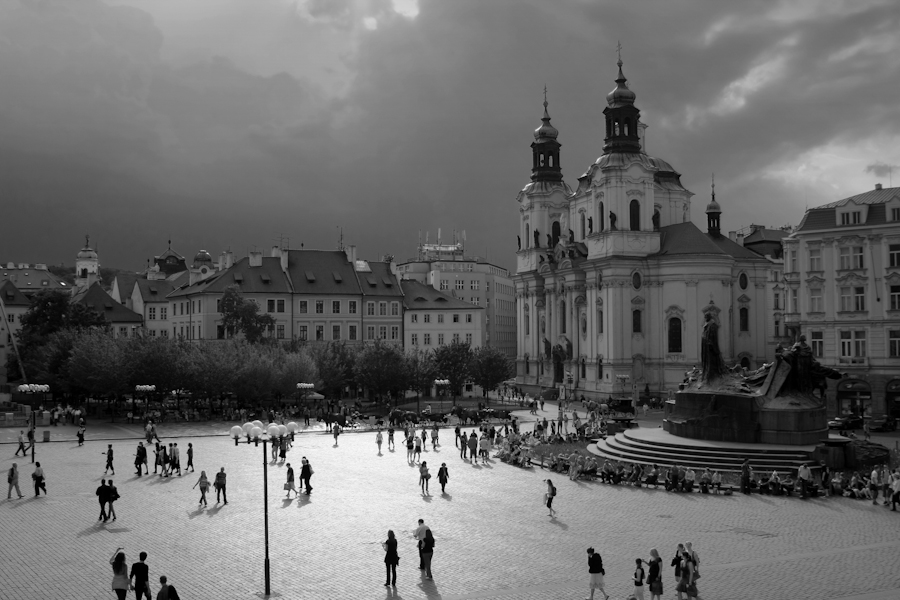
[549,485,556,497]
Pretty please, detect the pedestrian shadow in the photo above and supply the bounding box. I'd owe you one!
[440,493,452,501]
[549,517,568,530]
[297,494,311,507]
[417,576,442,599]
[76,524,107,537]
[105,527,131,534]
[281,498,294,508]
[187,506,206,519]
[421,494,433,502]
[470,463,483,469]
[8,496,38,509]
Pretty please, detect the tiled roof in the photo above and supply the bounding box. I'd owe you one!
[0,265,69,294]
[286,250,362,296]
[400,280,484,311]
[0,280,31,307]
[73,282,143,323]
[812,186,900,209]
[111,273,139,303]
[168,257,290,298]
[656,222,766,261]
[360,261,402,298]
[797,204,886,232]
[743,228,790,244]
[135,278,177,302]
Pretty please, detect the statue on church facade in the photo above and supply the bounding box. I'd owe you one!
[534,229,540,248]
[609,211,617,230]
[517,235,521,251]
[588,216,593,233]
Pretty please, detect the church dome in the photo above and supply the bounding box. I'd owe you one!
[533,100,559,142]
[606,59,636,108]
[706,199,721,214]
[193,250,213,264]
[77,235,98,260]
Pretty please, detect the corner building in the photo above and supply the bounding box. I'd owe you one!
[514,60,769,399]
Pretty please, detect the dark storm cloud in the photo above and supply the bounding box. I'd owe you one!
[865,162,898,178]
[1,0,898,270]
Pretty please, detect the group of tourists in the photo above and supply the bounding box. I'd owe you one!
[836,465,900,509]
[381,518,437,587]
[6,461,46,499]
[108,548,180,600]
[584,542,701,600]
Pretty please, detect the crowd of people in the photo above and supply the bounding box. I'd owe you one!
[584,541,702,600]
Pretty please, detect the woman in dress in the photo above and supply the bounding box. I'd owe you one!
[675,549,697,600]
[419,461,430,495]
[646,548,663,600]
[383,530,398,587]
[284,463,296,498]
[192,470,210,506]
[437,463,449,494]
[376,430,383,455]
[109,548,129,599]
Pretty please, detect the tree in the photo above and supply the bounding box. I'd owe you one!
[309,342,356,398]
[273,348,318,401]
[355,340,407,403]
[471,346,514,398]
[433,340,473,401]
[126,336,191,408]
[67,330,131,417]
[219,285,275,344]
[182,341,241,407]
[405,348,437,394]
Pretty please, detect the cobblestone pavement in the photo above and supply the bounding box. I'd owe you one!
[1,405,899,600]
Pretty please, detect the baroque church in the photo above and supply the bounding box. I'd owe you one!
[513,58,770,400]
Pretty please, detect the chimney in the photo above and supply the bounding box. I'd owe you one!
[728,231,736,242]
[225,251,234,269]
[344,244,357,267]
[280,248,289,272]
[875,183,883,190]
[217,252,225,271]
[35,263,47,270]
[249,251,263,267]
[736,232,744,246]
[271,245,281,258]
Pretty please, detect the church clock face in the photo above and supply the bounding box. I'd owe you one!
[632,272,642,290]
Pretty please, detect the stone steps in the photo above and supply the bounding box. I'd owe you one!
[589,428,815,474]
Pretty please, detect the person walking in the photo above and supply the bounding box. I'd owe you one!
[454,424,461,449]
[413,434,422,463]
[633,557,646,600]
[172,443,182,476]
[414,519,429,570]
[285,463,297,498]
[135,443,145,477]
[420,528,435,579]
[193,471,210,506]
[186,443,194,473]
[419,461,430,495]
[891,469,900,511]
[383,530,399,587]
[431,424,439,450]
[467,432,478,463]
[332,422,341,446]
[545,479,557,517]
[376,430,383,455]
[156,575,181,600]
[300,457,313,495]
[153,443,163,475]
[32,462,46,496]
[798,462,812,499]
[387,426,395,451]
[15,430,27,456]
[478,434,490,464]
[458,430,467,460]
[107,479,119,521]
[214,467,228,504]
[437,463,449,494]
[870,465,882,505]
[586,547,608,600]
[103,444,115,475]
[7,463,24,499]
[129,551,152,600]
[671,543,685,584]
[96,479,109,520]
[77,425,85,446]
[160,444,170,478]
[110,548,129,600]
[646,548,663,600]
[675,549,698,600]
[740,459,752,494]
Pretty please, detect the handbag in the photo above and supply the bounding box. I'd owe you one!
[283,483,291,490]
[425,473,431,480]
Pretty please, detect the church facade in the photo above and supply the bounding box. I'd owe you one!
[513,60,770,399]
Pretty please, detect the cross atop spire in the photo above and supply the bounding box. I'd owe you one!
[84,234,90,248]
[616,40,622,63]
[711,173,715,201]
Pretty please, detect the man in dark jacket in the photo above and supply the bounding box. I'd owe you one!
[96,479,109,521]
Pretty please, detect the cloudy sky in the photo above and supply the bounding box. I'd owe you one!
[1,0,898,272]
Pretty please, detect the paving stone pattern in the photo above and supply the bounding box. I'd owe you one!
[1,406,899,600]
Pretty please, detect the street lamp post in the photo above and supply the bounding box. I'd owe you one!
[17,384,48,464]
[231,421,280,596]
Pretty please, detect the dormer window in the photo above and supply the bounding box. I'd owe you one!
[840,211,861,225]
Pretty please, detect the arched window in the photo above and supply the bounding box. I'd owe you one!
[630,199,640,231]
[524,311,530,335]
[580,214,586,239]
[80,268,87,278]
[668,318,682,353]
[614,120,620,136]
[739,307,749,332]
[581,358,586,378]
[539,153,545,167]
[560,301,566,334]
[525,355,530,375]
[599,202,605,231]
[632,309,642,333]
[624,120,629,136]
[549,155,554,167]
[525,224,530,249]
[598,309,604,334]
[740,356,751,369]
[552,221,561,247]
